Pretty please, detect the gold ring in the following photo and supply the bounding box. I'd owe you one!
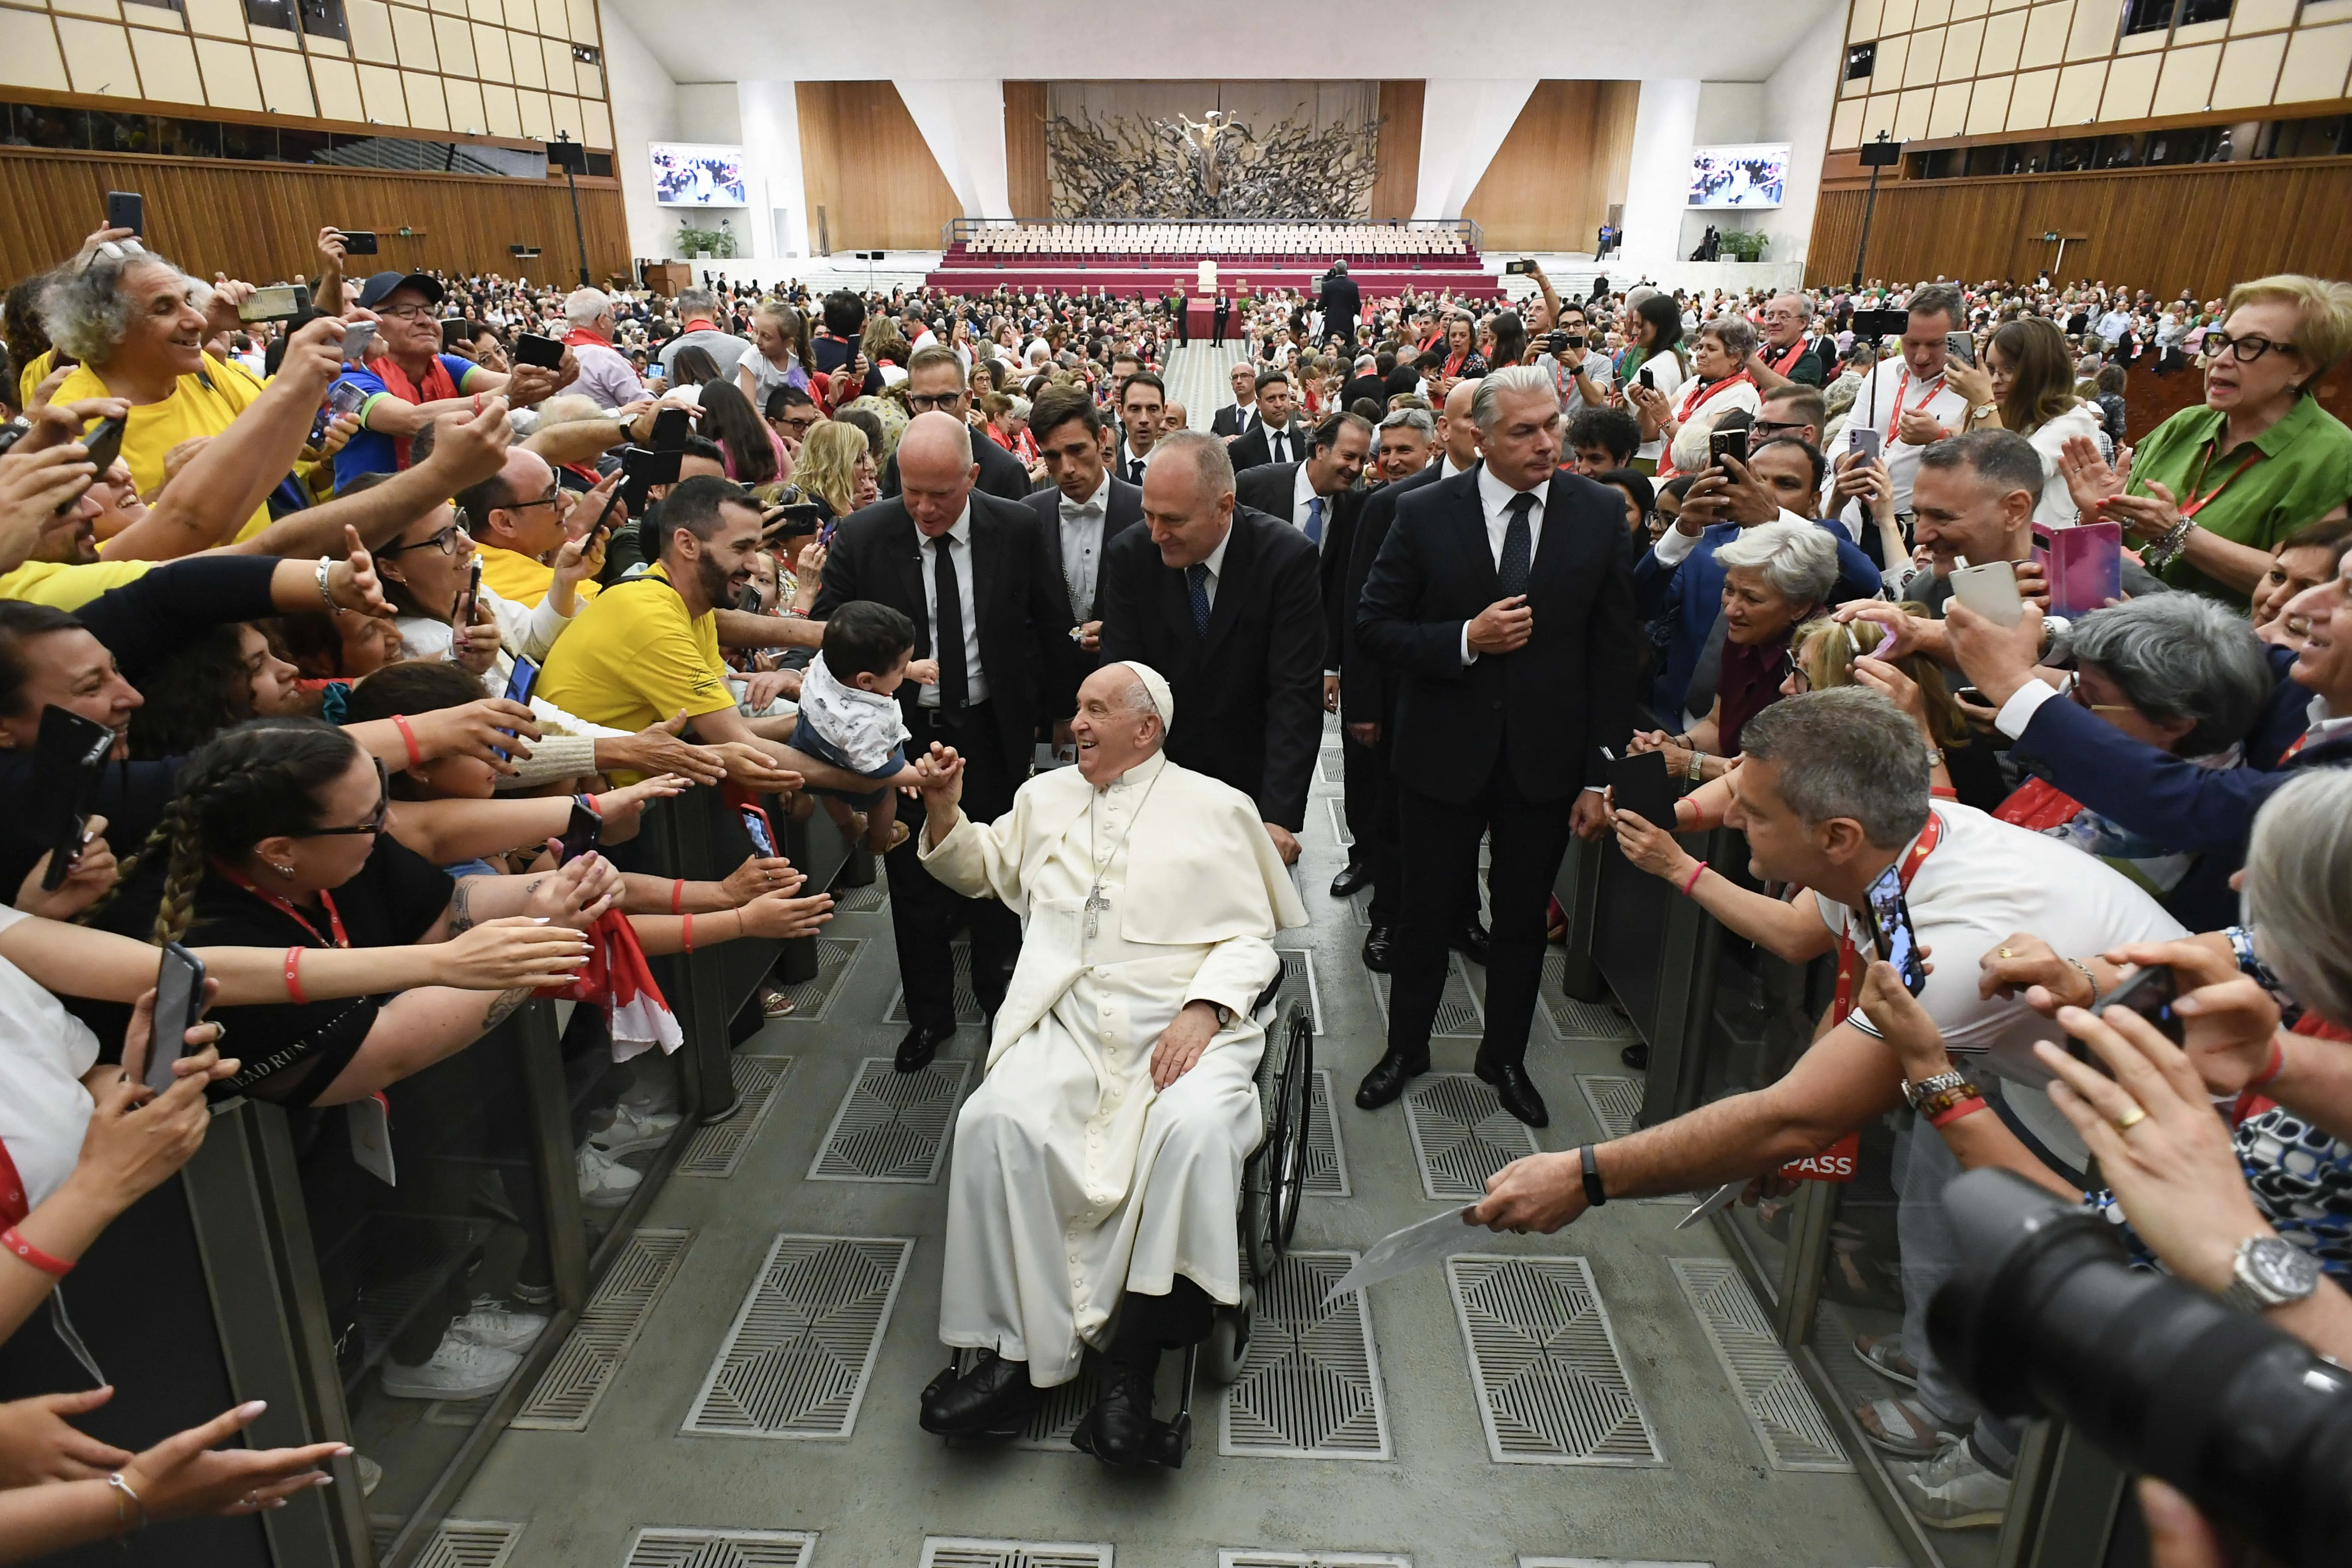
[1997,946,2014,959]
[2113,1105,2149,1132]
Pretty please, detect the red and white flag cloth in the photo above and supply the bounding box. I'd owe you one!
[539,909,682,1063]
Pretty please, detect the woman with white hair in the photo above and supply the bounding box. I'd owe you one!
[1656,316,1764,480]
[1631,519,1840,782]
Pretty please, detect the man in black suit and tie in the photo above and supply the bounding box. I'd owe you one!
[1317,260,1361,353]
[1209,361,1259,442]
[1212,291,1231,344]
[1353,367,1640,1127]
[1110,372,1166,486]
[816,412,1062,1074]
[1227,369,1305,471]
[1022,385,1144,725]
[1097,430,1324,865]
[880,345,1033,503]
[1233,411,1373,739]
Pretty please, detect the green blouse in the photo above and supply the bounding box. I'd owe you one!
[2126,394,2352,605]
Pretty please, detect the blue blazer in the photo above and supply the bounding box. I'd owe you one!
[1634,518,1884,720]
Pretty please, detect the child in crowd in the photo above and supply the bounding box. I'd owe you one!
[791,600,936,854]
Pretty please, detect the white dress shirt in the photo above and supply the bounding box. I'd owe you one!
[918,504,988,708]
[1115,438,1155,485]
[1057,473,1111,622]
[1461,463,1546,667]
[1262,423,1296,465]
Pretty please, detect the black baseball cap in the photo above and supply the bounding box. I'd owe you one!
[355,270,446,311]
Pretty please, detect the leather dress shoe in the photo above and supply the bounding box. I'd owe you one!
[1620,1043,1650,1072]
[1329,860,1372,898]
[1355,1051,1429,1110]
[1476,1055,1549,1127]
[895,1022,954,1074]
[1361,925,1395,974]
[1451,921,1492,966]
[1072,1357,1157,1465]
[918,1351,1035,1437]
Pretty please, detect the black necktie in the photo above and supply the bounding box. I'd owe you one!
[1497,492,1535,599]
[933,535,968,710]
[1271,429,1287,463]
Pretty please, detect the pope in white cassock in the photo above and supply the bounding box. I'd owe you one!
[907,659,1309,1463]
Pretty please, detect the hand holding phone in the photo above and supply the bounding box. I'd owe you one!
[146,942,208,1095]
[1948,556,2025,628]
[1861,862,1927,998]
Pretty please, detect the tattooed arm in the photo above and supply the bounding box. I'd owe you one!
[301,982,553,1105]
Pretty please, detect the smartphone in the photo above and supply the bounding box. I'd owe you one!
[504,654,539,707]
[340,230,379,255]
[1945,330,1976,368]
[1504,259,1535,275]
[763,501,825,542]
[622,445,684,489]
[1952,686,1988,708]
[29,706,116,891]
[739,804,778,859]
[1709,426,1749,468]
[555,797,602,864]
[2087,964,2184,1050]
[440,317,471,352]
[514,333,564,370]
[147,942,206,1095]
[734,582,763,613]
[341,321,376,363]
[650,406,691,451]
[1859,861,1928,998]
[1847,426,1883,463]
[1637,366,1655,391]
[1609,750,1679,833]
[1948,556,2025,628]
[2038,519,2124,617]
[78,414,128,483]
[453,558,482,630]
[238,283,312,322]
[105,190,143,237]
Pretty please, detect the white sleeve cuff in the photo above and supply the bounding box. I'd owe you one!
[1995,679,2062,740]
[1651,525,1700,566]
[1460,624,1478,666]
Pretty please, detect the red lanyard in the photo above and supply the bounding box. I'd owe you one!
[1829,812,1943,1027]
[2178,439,2264,521]
[212,861,350,949]
[1885,368,1947,444]
[1676,370,1753,423]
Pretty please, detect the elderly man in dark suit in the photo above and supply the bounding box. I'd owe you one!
[879,344,1033,502]
[1022,385,1144,726]
[1097,430,1324,864]
[1354,367,1641,1126]
[817,411,1063,1073]
[1318,259,1361,353]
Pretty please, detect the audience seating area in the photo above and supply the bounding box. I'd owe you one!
[962,222,1471,258]
[928,220,1500,299]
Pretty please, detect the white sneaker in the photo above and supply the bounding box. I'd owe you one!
[1900,1437,2012,1530]
[379,1337,521,1401]
[592,1103,681,1156]
[617,1075,682,1120]
[449,1302,549,1355]
[576,1142,642,1207]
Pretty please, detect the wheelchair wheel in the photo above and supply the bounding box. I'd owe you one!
[1204,1284,1254,1384]
[1266,1001,1313,1262]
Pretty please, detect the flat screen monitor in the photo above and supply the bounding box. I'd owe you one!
[651,143,747,207]
[1688,143,1790,208]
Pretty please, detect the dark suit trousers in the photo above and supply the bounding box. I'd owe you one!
[889,702,1021,1032]
[1341,729,1393,904]
[1387,741,1574,1066]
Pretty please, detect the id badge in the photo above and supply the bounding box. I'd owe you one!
[348,1093,396,1185]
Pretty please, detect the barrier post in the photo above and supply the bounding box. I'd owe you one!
[1550,830,1607,1004]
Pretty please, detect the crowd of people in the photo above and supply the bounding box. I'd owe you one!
[0,200,2345,1561]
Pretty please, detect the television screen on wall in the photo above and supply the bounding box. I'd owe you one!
[651,143,747,206]
[1688,144,1790,208]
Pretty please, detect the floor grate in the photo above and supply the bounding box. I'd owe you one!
[412,1520,523,1568]
[1324,797,1354,850]
[1542,955,1638,1040]
[1221,1249,1392,1460]
[1369,953,1485,1039]
[1519,1560,1715,1567]
[1303,1069,1349,1198]
[1315,745,1344,789]
[623,1527,817,1566]
[1223,1555,1410,1567]
[761,937,868,1024]
[676,1058,793,1178]
[682,1234,911,1439]
[1402,1074,1540,1201]
[1271,947,1326,1035]
[1671,1258,1851,1472]
[805,1058,969,1183]
[1349,889,1372,927]
[918,1541,1111,1568]
[1576,1075,1643,1140]
[512,1228,693,1431]
[1011,1365,1097,1452]
[830,879,887,913]
[1447,1254,1662,1467]
[885,936,983,1024]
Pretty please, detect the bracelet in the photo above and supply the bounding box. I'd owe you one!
[108,1472,147,1536]
[1928,1095,1988,1129]
[2144,515,2195,571]
[283,945,308,1005]
[2249,1037,2287,1090]
[1686,748,1704,783]
[671,879,685,915]
[313,555,337,610]
[391,713,422,770]
[1578,1143,1608,1208]
[1678,860,1707,896]
[2065,956,2102,1009]
[1902,1068,1970,1111]
[682,912,694,953]
[2,1226,73,1279]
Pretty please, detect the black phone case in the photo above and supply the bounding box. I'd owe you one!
[1610,751,1679,833]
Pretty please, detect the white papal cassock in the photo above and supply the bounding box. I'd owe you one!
[917,748,1310,1387]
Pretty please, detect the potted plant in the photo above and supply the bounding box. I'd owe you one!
[1718,230,1768,263]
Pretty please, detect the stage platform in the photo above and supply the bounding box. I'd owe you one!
[922,254,1504,301]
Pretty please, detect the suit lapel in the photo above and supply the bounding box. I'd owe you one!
[892,510,930,652]
[968,502,1000,643]
[1202,516,1250,654]
[1529,473,1578,589]
[1447,471,1499,601]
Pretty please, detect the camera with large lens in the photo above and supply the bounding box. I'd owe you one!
[1928,1168,2352,1567]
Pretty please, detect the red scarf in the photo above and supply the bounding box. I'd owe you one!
[1764,339,1810,376]
[372,352,462,470]
[562,326,611,349]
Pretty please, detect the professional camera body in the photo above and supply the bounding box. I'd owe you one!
[1928,1168,2352,1568]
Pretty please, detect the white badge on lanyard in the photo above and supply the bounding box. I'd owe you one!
[348,1092,396,1185]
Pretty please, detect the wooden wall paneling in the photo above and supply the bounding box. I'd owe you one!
[1002,79,1049,218]
[793,80,958,252]
[1803,158,2352,297]
[1460,79,1640,253]
[0,148,629,286]
[1369,78,1423,221]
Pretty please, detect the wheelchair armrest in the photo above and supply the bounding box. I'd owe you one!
[1248,960,1287,1020]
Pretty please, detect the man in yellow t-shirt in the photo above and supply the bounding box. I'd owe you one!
[52,354,274,543]
[458,448,604,609]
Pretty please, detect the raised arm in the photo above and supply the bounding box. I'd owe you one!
[229,398,514,558]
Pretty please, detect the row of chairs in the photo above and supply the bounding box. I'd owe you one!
[962,224,1468,258]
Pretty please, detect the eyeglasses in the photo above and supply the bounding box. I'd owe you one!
[2063,670,2136,715]
[507,490,564,512]
[295,758,390,837]
[2201,331,2298,363]
[374,303,439,321]
[1750,418,1808,438]
[382,523,466,557]
[906,392,963,412]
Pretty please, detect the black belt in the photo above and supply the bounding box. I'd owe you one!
[912,699,992,728]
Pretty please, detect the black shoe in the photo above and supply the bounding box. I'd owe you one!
[1451,921,1492,967]
[1620,1043,1650,1072]
[1329,860,1371,898]
[1475,1055,1550,1127]
[1361,925,1395,974]
[895,1022,954,1074]
[1072,1357,1157,1466]
[918,1351,1035,1437]
[1355,1050,1429,1110]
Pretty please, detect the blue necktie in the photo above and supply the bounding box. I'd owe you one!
[1186,562,1211,636]
[1497,492,1535,599]
[1304,494,1324,547]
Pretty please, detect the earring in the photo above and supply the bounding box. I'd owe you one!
[270,862,295,880]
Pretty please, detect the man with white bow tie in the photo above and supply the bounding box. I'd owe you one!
[1023,385,1145,729]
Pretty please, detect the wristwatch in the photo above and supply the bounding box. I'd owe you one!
[1970,403,1997,425]
[2222,1235,2321,1312]
[1902,1069,1969,1112]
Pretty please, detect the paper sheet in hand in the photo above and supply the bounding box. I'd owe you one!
[1321,1205,1479,1307]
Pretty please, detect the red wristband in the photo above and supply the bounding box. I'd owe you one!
[1929,1095,1987,1129]
[2249,1038,2286,1090]
[283,946,308,1005]
[682,912,693,953]
[1679,860,1708,896]
[2,1227,72,1279]
[671,879,684,915]
[391,713,422,770]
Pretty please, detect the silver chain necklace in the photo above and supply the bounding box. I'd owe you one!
[1083,764,1165,939]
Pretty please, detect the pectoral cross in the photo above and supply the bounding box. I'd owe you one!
[1084,885,1110,940]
